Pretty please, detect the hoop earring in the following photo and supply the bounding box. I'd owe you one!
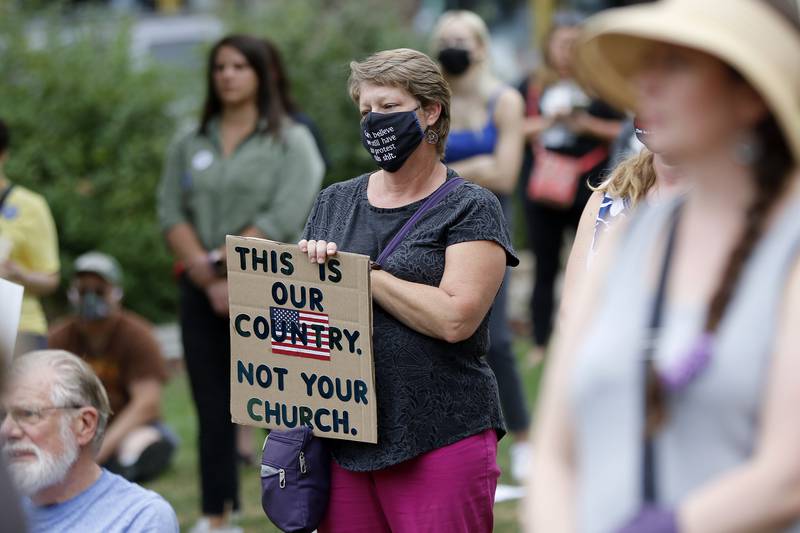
[424,128,439,145]
[732,130,762,166]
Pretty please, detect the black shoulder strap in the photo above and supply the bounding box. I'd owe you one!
[642,200,683,503]
[0,184,14,213]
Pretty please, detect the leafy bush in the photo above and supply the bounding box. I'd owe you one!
[0,2,423,323]
[0,6,179,321]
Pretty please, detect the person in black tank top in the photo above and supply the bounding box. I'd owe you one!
[518,12,623,367]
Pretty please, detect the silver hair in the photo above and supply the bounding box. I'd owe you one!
[10,350,112,452]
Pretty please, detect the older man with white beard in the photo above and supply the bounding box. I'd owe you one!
[0,350,178,532]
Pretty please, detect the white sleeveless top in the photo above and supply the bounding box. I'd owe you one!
[572,194,800,533]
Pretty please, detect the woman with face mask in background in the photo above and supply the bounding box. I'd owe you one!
[529,1,800,531]
[299,48,518,532]
[518,12,624,367]
[431,9,532,483]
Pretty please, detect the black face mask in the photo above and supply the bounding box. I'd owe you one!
[437,47,471,76]
[75,291,111,321]
[360,109,424,173]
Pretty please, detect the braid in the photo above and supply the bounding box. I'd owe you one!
[704,117,794,332]
[706,0,800,331]
[646,0,799,436]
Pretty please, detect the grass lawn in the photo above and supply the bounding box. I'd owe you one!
[143,339,545,532]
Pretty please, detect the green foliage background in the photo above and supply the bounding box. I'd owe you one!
[0,7,178,321]
[0,2,422,322]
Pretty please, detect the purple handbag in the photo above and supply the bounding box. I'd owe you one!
[260,426,330,533]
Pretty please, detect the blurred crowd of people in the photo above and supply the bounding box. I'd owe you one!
[2,0,800,531]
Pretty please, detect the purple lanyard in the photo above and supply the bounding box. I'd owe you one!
[374,177,465,268]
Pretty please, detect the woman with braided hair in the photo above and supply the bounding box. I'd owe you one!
[528,1,800,532]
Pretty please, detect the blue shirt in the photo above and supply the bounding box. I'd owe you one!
[443,89,502,164]
[24,469,178,533]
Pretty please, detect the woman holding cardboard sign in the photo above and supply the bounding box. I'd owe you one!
[299,48,518,532]
[157,35,324,532]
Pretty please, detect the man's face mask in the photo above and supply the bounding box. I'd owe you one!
[73,290,111,321]
[360,108,425,172]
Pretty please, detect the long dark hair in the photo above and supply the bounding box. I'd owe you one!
[199,34,283,138]
[261,38,298,116]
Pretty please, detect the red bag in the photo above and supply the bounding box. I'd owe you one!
[523,78,609,208]
[526,146,607,208]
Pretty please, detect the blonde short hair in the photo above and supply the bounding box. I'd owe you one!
[592,149,656,205]
[348,48,451,156]
[432,10,491,52]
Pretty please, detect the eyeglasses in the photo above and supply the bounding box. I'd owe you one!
[1,405,84,427]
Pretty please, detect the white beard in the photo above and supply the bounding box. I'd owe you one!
[3,420,80,498]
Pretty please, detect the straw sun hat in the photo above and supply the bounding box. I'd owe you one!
[575,0,800,162]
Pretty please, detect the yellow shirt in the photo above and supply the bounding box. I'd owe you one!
[0,185,60,335]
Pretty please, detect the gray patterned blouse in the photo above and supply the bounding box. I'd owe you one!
[302,169,519,471]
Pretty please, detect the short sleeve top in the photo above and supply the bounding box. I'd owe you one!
[49,311,169,420]
[0,184,60,335]
[24,469,178,532]
[302,169,519,471]
[157,118,324,249]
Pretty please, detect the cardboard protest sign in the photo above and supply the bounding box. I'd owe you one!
[226,235,377,443]
[0,278,23,364]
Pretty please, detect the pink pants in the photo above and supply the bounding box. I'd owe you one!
[319,429,500,533]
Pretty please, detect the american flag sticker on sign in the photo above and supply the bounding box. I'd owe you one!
[269,306,330,361]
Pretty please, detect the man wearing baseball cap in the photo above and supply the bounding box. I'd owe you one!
[48,251,177,482]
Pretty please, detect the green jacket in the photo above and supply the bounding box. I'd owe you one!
[157,118,324,249]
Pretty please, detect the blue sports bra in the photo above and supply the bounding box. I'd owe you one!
[443,89,503,164]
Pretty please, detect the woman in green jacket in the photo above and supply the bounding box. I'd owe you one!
[157,34,324,532]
